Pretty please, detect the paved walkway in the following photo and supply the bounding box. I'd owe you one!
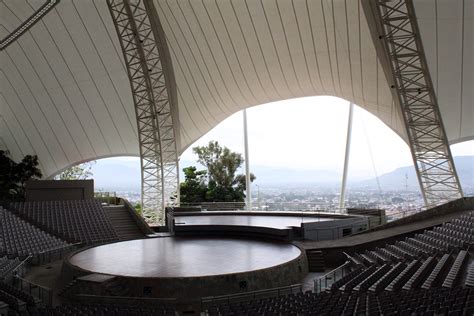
[24,259,64,306]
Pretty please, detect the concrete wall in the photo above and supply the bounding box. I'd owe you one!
[62,246,308,304]
[302,217,369,241]
[25,180,94,201]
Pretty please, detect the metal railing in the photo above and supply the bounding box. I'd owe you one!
[314,261,352,293]
[32,243,80,265]
[13,276,53,306]
[201,284,302,311]
[175,204,415,233]
[1,256,33,281]
[73,293,176,306]
[180,201,345,213]
[94,191,118,205]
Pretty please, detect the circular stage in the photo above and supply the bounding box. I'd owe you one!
[65,237,308,300]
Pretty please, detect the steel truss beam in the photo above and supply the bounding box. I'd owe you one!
[107,0,179,224]
[0,0,59,51]
[371,0,463,207]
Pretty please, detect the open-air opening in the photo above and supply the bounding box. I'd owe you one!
[59,96,472,220]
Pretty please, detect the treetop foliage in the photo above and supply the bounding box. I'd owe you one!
[56,162,95,180]
[180,141,255,203]
[0,150,42,201]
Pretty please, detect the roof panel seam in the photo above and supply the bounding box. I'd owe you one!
[55,5,127,153]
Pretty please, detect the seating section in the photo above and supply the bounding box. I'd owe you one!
[0,282,36,306]
[1,204,472,315]
[364,212,474,264]
[33,303,176,315]
[443,250,468,288]
[10,200,118,244]
[0,256,21,279]
[0,207,69,258]
[205,210,474,315]
[206,287,474,315]
[467,262,474,287]
[0,285,28,314]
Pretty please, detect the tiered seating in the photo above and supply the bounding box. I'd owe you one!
[35,303,176,315]
[330,266,363,291]
[0,282,35,306]
[369,262,405,292]
[443,250,468,288]
[421,253,452,289]
[385,259,421,291]
[377,287,472,315]
[206,210,474,315]
[353,264,391,291]
[0,207,69,258]
[0,289,26,313]
[340,265,377,292]
[206,287,474,315]
[0,256,21,279]
[402,256,437,290]
[10,200,118,244]
[466,262,474,287]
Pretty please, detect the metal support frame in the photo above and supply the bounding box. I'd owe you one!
[243,109,251,210]
[107,0,179,224]
[0,0,59,51]
[371,0,463,207]
[339,102,354,211]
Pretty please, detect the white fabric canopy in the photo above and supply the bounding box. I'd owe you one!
[0,0,472,177]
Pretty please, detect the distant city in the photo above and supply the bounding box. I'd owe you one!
[94,155,473,214]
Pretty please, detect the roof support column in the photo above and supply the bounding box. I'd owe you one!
[364,0,463,208]
[339,102,354,211]
[243,109,251,211]
[107,0,179,224]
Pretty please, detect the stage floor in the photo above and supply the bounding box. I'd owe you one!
[174,214,331,229]
[68,237,301,278]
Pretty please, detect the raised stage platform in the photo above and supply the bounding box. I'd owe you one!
[64,237,307,301]
[174,214,332,229]
[172,211,369,241]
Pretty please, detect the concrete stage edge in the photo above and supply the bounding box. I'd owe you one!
[63,237,308,301]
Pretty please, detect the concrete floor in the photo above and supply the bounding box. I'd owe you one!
[24,259,65,306]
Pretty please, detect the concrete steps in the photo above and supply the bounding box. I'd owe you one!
[103,206,144,240]
[307,250,325,272]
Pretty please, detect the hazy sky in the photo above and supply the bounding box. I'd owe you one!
[103,96,472,183]
[180,96,473,180]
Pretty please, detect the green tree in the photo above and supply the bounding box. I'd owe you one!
[180,141,255,203]
[179,166,207,203]
[134,202,142,216]
[56,162,95,180]
[0,150,42,201]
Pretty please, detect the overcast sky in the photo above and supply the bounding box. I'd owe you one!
[105,96,472,183]
[180,96,473,180]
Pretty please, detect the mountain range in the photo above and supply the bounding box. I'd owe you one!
[91,155,473,192]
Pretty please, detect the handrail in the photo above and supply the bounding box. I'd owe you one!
[4,255,32,280]
[201,284,301,310]
[317,261,351,281]
[14,275,53,306]
[119,198,155,235]
[32,242,80,265]
[314,261,352,293]
[37,242,81,255]
[74,293,177,305]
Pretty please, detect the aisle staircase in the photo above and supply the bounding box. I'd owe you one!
[307,250,325,272]
[103,205,145,240]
